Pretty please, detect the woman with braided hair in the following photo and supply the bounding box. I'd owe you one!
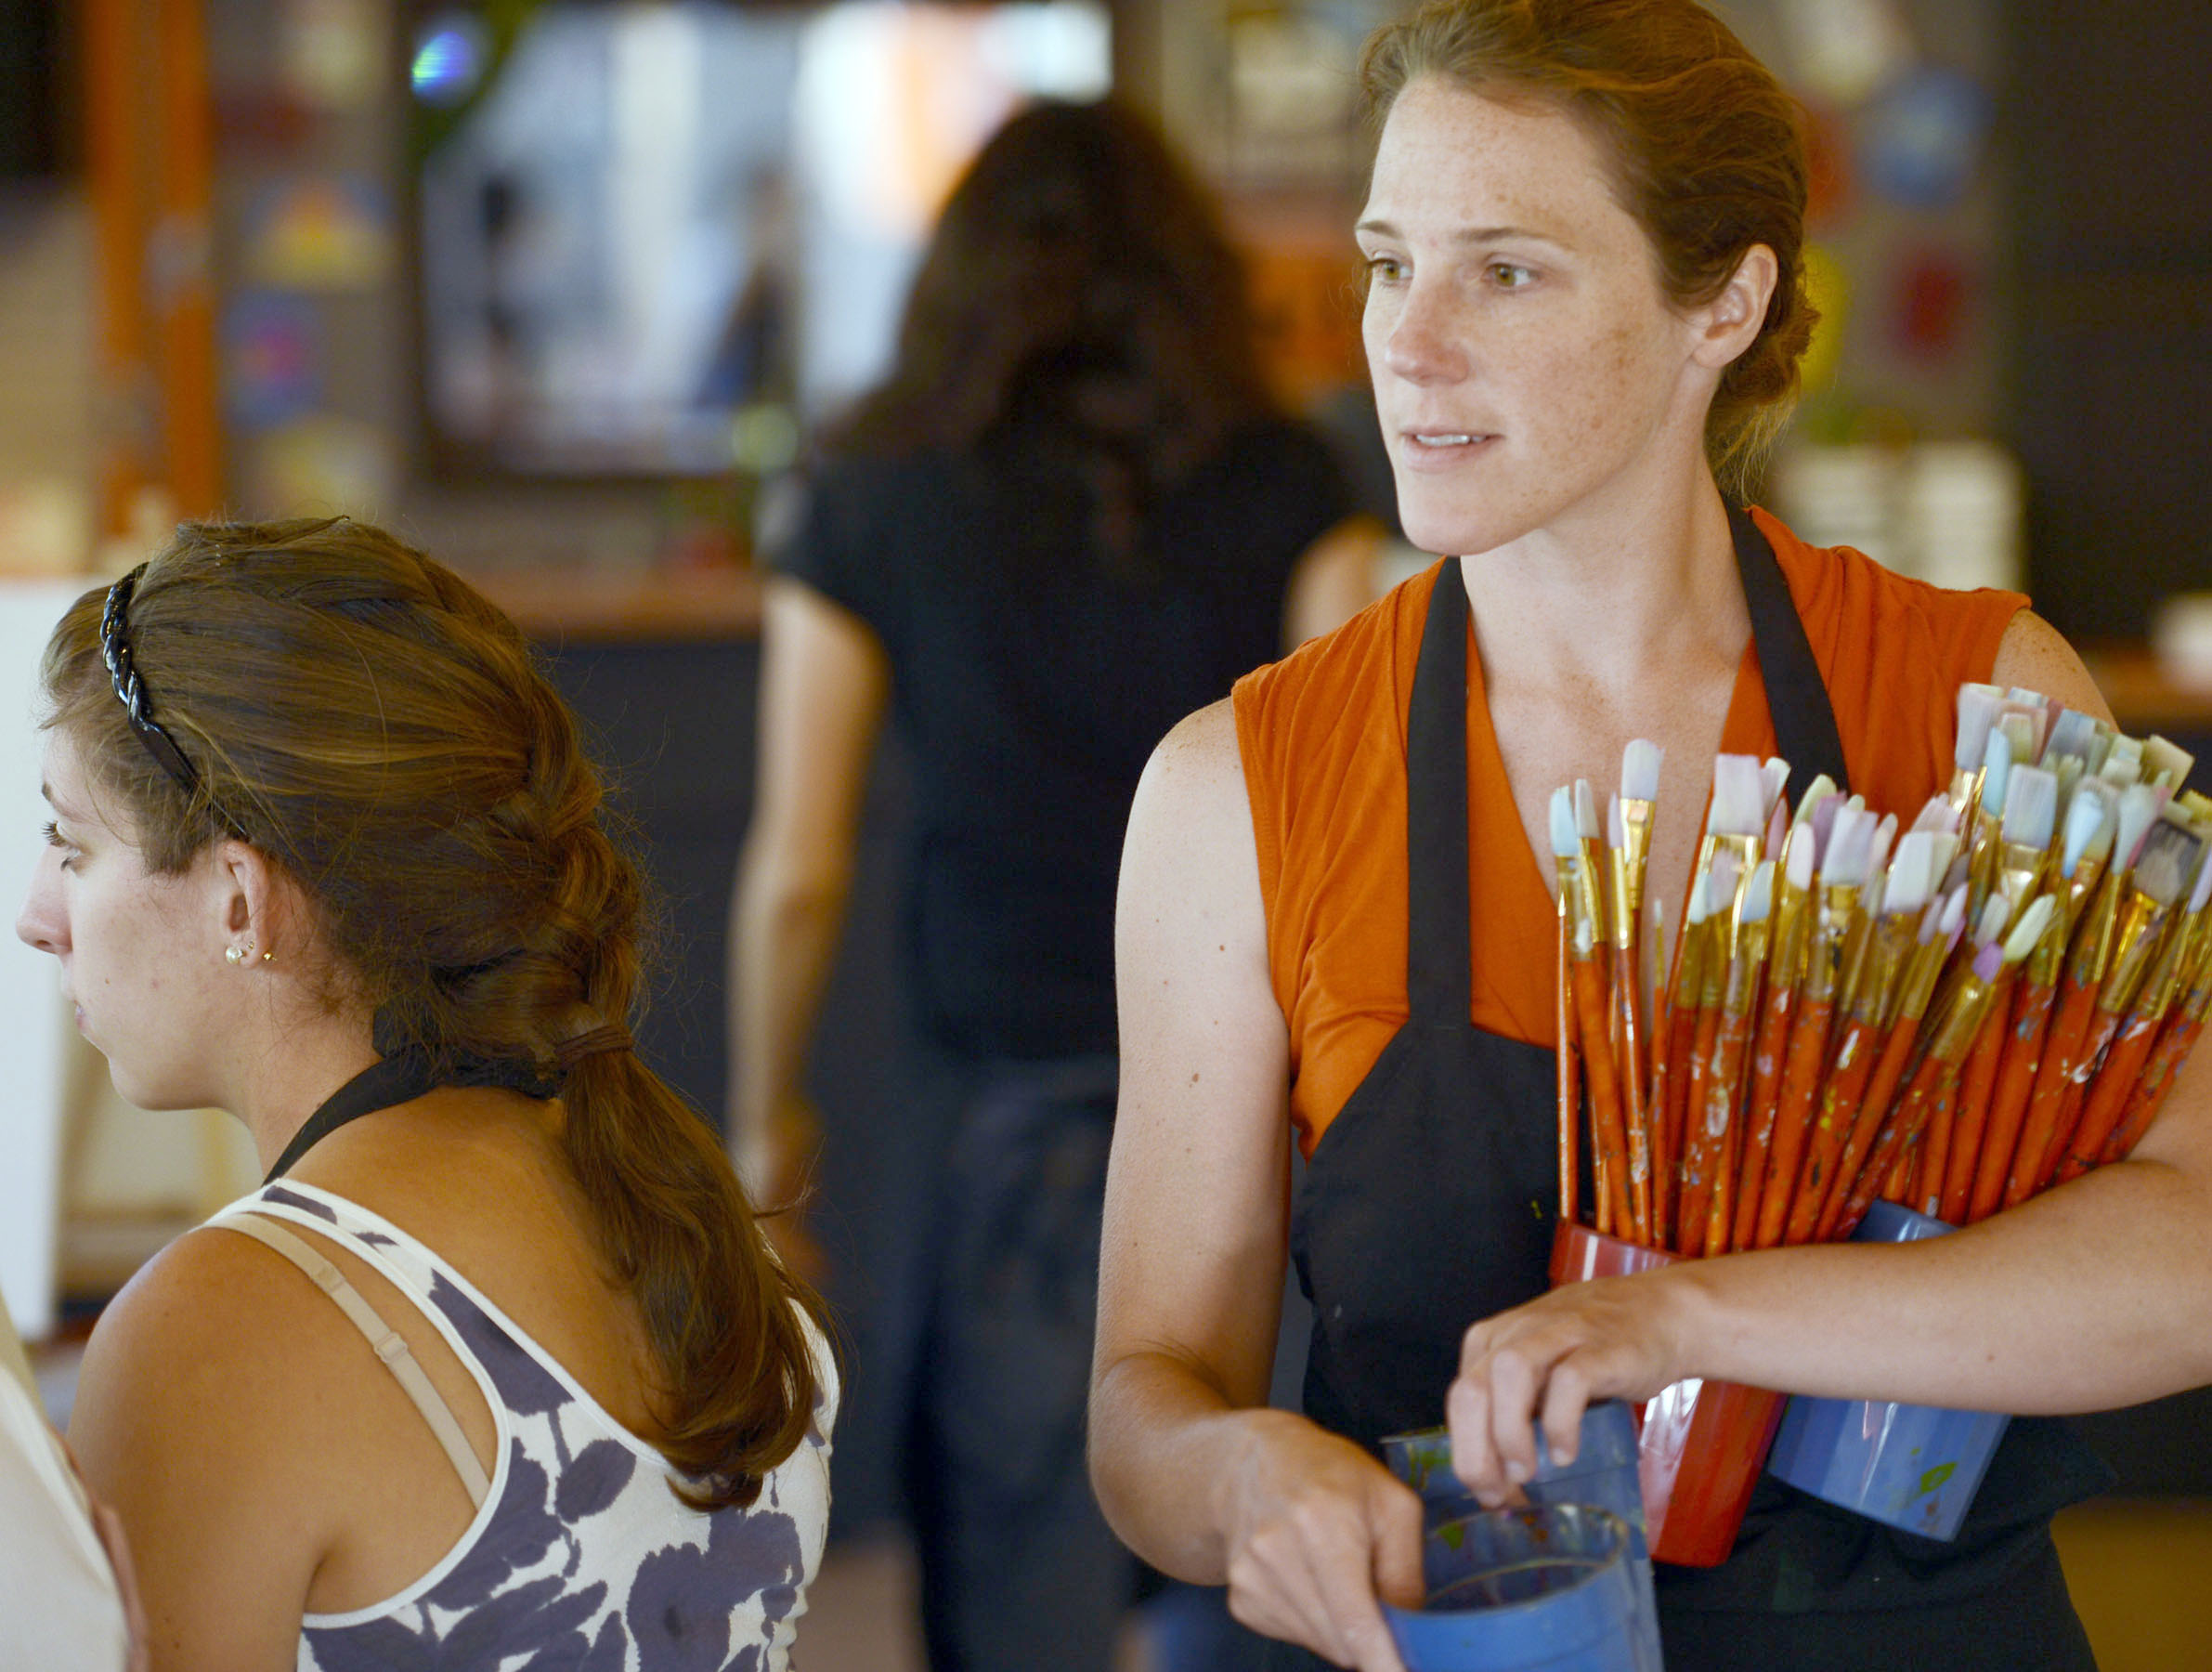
[18,516,834,1671]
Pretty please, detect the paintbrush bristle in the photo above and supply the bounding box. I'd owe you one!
[2002,766,2059,853]
[1764,794,1789,861]
[1785,821,1818,891]
[1710,755,1766,839]
[1999,711,2039,767]
[1867,814,1899,885]
[1956,685,2003,774]
[2043,708,2101,767]
[1927,833,1960,880]
[1575,779,1601,842]
[1620,739,1662,804]
[1550,786,1580,858]
[1793,774,1838,827]
[2062,781,2112,878]
[2101,737,2143,789]
[2117,784,2166,873]
[2131,820,2198,908]
[1885,831,1936,916]
[1823,806,1872,886]
[1939,883,1969,940]
[1740,859,1776,924]
[1912,793,1958,834]
[1608,791,1626,851]
[1917,895,1944,944]
[2189,844,2212,915]
[1761,758,1791,817]
[1973,895,2010,947]
[2144,735,2195,791]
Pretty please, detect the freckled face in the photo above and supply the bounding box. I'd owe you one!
[15,732,231,1111]
[1359,78,1716,557]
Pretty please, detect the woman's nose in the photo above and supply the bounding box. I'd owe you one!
[16,847,66,955]
[1378,281,1471,386]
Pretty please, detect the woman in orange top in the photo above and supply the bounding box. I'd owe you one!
[1088,3,2212,1669]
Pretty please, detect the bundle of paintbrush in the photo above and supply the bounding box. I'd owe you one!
[1552,684,2212,1256]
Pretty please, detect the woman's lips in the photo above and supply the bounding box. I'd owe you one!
[1397,429,1497,469]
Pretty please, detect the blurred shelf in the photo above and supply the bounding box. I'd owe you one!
[2080,646,2212,735]
[470,565,762,643]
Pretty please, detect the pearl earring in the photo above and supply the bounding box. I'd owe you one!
[225,945,245,965]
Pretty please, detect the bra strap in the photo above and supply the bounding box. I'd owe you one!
[209,1211,491,1509]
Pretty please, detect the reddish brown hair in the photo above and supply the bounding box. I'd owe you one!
[1361,0,1817,496]
[43,517,826,1509]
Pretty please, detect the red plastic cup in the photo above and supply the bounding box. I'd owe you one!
[1549,1221,1786,1567]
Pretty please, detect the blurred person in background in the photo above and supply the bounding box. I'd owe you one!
[731,98,1377,1672]
[22,520,834,1670]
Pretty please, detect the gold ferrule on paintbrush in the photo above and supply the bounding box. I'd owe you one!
[1928,966,2005,1065]
[1620,797,1656,929]
[1768,879,1813,994]
[1608,845,1635,951]
[1966,805,2005,923]
[1567,855,1605,958]
[1949,764,1985,833]
[2067,872,2126,990]
[1696,831,1763,921]
[1997,843,2053,934]
[1803,888,1856,1006]
[1724,915,1771,1016]
[1848,912,1918,1028]
[2133,914,2195,1023]
[1897,932,1957,1027]
[2098,890,2179,1016]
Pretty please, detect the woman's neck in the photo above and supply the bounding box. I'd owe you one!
[1459,470,1749,706]
[228,1008,381,1176]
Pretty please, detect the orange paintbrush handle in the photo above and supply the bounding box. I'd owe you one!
[2022,1006,2126,1202]
[1612,944,1653,1245]
[1730,980,1799,1254]
[2101,1014,2205,1164]
[1572,956,1634,1237]
[1755,994,1834,1248]
[1678,1006,1751,1257]
[1652,996,1699,1247]
[2003,976,2098,1211]
[1558,908,1581,1228]
[1832,1065,1957,1240]
[1970,977,2056,1222]
[1940,971,2012,1224]
[1785,1016,1880,1245]
[1913,1076,1956,1216]
[2055,1012,2163,1183]
[1815,1016,1923,1240]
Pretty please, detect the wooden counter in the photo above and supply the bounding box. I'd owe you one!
[468,564,762,643]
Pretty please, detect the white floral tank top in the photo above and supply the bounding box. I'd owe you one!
[223,1181,835,1672]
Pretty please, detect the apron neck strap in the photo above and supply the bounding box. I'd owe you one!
[1731,503,1851,799]
[1406,559,1475,1024]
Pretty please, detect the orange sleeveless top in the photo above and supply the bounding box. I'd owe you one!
[1232,507,2026,1156]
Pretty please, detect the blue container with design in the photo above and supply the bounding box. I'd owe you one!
[1385,1504,1641,1672]
[1382,1402,1660,1671]
[1766,1201,2010,1541]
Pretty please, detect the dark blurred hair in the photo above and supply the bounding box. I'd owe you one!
[45,517,826,1510]
[1362,0,1817,499]
[828,98,1279,554]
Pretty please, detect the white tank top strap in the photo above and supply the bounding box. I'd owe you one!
[206,1209,491,1509]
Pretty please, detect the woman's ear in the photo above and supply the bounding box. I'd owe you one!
[1692,243,1779,371]
[211,840,290,964]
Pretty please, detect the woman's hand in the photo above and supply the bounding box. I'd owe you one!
[1445,1271,1692,1507]
[1219,1410,1425,1671]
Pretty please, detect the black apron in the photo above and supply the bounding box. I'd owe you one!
[1283,508,2105,1670]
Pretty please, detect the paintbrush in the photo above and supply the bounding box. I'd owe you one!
[2008,815,2201,1207]
[1608,791,1654,1243]
[1652,866,1721,1248]
[1679,860,1774,1256]
[2055,842,2212,1182]
[1556,786,1633,1235]
[1992,764,2059,934]
[1672,852,1739,1247]
[1792,835,1942,1242]
[1949,683,2006,828]
[2099,900,2212,1166]
[1555,793,1581,1230]
[1832,905,2051,1239]
[1755,803,1876,1247]
[1730,821,1818,1252]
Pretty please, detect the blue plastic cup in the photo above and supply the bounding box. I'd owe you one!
[1384,1504,1640,1672]
[1381,1403,1660,1672]
[1766,1200,2010,1540]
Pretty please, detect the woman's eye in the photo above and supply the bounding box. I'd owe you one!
[42,821,77,869]
[1364,253,1407,285]
[1488,261,1536,290]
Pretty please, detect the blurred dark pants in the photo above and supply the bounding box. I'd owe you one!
[905,1055,1131,1672]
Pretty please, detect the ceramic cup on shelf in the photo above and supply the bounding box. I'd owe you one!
[1765,1200,2010,1540]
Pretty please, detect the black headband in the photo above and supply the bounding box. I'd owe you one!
[100,565,207,798]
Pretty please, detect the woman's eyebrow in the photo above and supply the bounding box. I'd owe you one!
[1356,216,1570,251]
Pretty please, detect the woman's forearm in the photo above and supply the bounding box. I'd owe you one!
[1088,1348,1260,1583]
[727,835,852,1195]
[1670,1152,2212,1413]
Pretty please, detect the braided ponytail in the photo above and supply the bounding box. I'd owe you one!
[41,516,826,1509]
